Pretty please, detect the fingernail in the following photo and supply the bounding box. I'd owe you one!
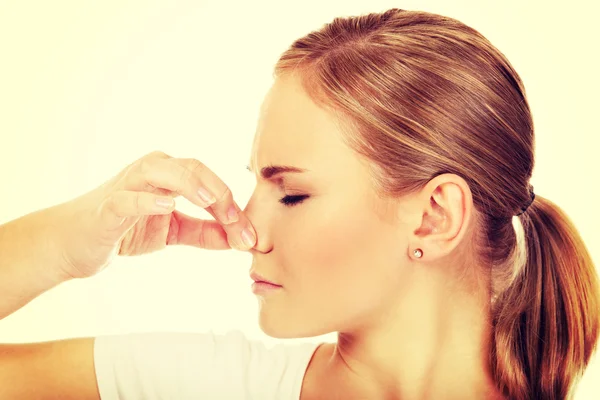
[197,187,216,206]
[155,197,174,209]
[227,205,239,224]
[241,228,256,248]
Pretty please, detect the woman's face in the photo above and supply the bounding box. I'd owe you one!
[244,74,414,338]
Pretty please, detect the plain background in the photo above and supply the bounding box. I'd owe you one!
[0,0,598,397]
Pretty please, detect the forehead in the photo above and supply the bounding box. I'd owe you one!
[249,75,351,171]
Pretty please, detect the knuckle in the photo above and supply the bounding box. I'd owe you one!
[106,194,122,217]
[175,158,205,194]
[176,164,194,195]
[147,150,169,159]
[138,157,153,174]
[138,151,169,172]
[186,158,206,175]
[105,194,116,213]
[216,185,233,203]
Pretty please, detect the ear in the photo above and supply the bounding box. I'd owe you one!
[408,174,473,262]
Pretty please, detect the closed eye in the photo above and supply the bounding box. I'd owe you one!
[279,194,309,207]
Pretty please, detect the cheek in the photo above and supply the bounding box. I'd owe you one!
[278,199,401,296]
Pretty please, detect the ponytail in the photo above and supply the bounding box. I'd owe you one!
[492,195,600,399]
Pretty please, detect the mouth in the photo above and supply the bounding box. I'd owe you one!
[250,270,283,295]
[249,271,282,287]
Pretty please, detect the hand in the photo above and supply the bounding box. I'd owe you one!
[51,151,257,279]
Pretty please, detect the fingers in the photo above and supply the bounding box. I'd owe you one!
[141,158,228,219]
[134,156,257,250]
[100,190,175,231]
[167,210,230,250]
[100,191,239,251]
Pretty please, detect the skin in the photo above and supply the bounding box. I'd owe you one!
[243,73,505,400]
[0,72,507,399]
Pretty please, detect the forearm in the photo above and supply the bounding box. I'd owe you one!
[0,338,99,399]
[0,206,72,320]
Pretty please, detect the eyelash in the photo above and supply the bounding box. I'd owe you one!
[279,194,309,207]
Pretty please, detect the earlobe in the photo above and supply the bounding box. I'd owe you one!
[408,174,471,262]
[413,248,423,259]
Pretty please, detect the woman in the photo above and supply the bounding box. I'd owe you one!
[0,8,598,400]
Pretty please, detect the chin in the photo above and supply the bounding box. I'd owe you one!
[257,312,335,339]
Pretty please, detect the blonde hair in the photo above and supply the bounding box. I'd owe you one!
[274,8,600,399]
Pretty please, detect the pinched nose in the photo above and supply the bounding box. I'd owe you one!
[242,194,273,254]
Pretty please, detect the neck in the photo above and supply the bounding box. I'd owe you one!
[324,268,502,399]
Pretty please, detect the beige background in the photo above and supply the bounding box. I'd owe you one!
[0,0,598,397]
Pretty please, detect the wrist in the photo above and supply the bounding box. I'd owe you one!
[36,203,78,284]
[7,205,75,285]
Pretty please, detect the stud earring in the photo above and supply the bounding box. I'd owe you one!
[413,249,423,258]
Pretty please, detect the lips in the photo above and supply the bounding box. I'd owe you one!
[249,270,282,287]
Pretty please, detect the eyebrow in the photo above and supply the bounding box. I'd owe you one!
[246,163,308,180]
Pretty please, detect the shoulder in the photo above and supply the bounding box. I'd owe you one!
[94,330,321,399]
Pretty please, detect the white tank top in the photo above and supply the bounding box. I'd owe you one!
[94,330,320,399]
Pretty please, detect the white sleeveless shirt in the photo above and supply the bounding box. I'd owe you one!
[93,330,320,399]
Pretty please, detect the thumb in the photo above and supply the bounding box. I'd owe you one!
[168,210,231,250]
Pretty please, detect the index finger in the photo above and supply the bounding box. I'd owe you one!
[139,157,256,250]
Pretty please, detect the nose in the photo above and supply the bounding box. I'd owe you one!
[243,192,273,254]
